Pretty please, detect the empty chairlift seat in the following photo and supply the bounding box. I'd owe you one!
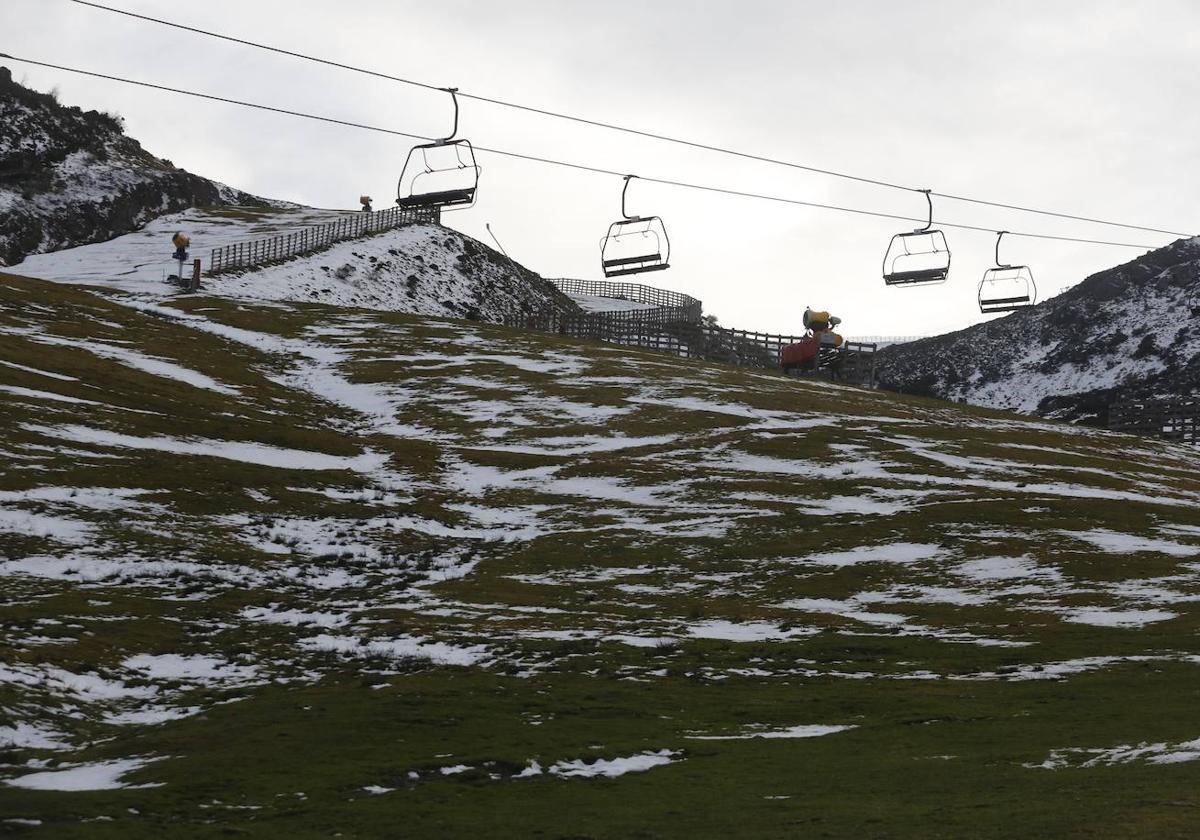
[978,232,1037,314]
[882,189,951,287]
[599,175,672,278]
[882,230,952,285]
[395,139,480,210]
[395,88,480,211]
[601,217,671,277]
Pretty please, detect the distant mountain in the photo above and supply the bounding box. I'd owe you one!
[876,236,1200,425]
[0,65,273,266]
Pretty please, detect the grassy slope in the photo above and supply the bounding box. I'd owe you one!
[1,272,1200,838]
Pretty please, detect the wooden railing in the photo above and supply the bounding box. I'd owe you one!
[502,296,876,385]
[208,205,440,275]
[1110,398,1200,444]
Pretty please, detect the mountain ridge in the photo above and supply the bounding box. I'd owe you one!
[0,65,273,267]
[876,235,1200,424]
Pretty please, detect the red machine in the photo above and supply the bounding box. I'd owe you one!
[780,337,820,368]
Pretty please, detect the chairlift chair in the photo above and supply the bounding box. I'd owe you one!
[978,231,1037,314]
[396,88,480,211]
[882,189,951,286]
[600,175,671,278]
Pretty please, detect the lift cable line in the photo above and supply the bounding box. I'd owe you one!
[0,53,1164,251]
[66,0,1195,240]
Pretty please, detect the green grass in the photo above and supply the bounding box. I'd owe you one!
[1,272,1199,837]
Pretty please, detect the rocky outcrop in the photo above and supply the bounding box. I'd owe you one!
[0,66,270,266]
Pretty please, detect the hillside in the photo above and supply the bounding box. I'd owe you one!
[2,272,1200,837]
[0,66,273,267]
[12,205,581,322]
[877,236,1200,423]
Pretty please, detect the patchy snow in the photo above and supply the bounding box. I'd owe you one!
[546,750,679,779]
[779,598,909,626]
[1061,607,1178,628]
[203,224,574,322]
[300,633,487,667]
[686,724,856,741]
[0,552,258,586]
[13,207,343,292]
[1160,523,1200,538]
[105,705,204,726]
[472,433,678,457]
[956,655,1171,682]
[24,424,387,472]
[635,397,837,431]
[685,620,816,642]
[0,359,79,381]
[798,543,943,568]
[6,758,161,791]
[1058,529,1200,557]
[122,654,259,685]
[0,384,102,405]
[0,662,154,702]
[857,585,991,607]
[1031,736,1200,769]
[0,723,71,751]
[955,556,1062,583]
[0,508,95,543]
[0,486,152,512]
[30,333,239,396]
[15,204,575,328]
[513,760,544,779]
[605,635,677,649]
[240,606,351,628]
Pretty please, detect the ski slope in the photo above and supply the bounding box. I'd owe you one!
[2,272,1200,836]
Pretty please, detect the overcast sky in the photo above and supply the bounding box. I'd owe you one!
[6,0,1199,337]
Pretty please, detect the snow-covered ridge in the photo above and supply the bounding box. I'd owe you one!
[877,235,1200,423]
[13,206,581,323]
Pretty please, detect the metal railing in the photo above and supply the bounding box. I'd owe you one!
[847,335,926,346]
[550,277,702,315]
[208,205,440,275]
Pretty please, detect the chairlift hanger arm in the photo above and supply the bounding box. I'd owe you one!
[621,174,639,220]
[441,87,460,143]
[917,189,933,233]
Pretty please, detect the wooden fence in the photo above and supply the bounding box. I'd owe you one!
[1110,398,1200,444]
[208,205,440,275]
[502,299,876,384]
